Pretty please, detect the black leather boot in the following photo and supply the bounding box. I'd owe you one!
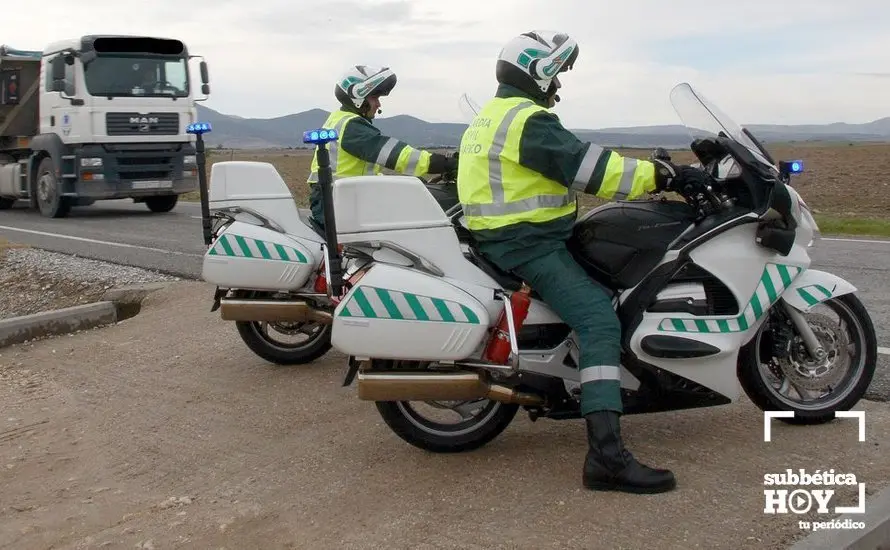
[583,410,676,494]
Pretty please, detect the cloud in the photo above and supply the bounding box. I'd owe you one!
[2,0,888,129]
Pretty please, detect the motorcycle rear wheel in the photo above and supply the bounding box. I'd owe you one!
[233,290,332,365]
[375,399,518,453]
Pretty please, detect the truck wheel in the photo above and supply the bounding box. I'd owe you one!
[35,158,71,218]
[145,195,178,213]
[0,198,14,210]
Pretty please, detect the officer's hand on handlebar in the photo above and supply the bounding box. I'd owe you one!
[443,152,459,182]
[651,159,712,194]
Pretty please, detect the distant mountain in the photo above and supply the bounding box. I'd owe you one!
[195,105,890,150]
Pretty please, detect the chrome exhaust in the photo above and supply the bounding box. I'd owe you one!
[356,370,544,406]
[219,299,333,324]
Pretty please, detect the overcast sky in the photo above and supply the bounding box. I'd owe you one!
[5,0,889,128]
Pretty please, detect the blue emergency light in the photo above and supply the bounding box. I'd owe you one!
[779,159,804,177]
[303,128,338,145]
[186,122,212,135]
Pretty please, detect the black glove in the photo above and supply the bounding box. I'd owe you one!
[651,159,711,193]
[444,152,458,173]
[429,152,458,175]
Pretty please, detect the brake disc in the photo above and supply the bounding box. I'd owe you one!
[775,312,851,391]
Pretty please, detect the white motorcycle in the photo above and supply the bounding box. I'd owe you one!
[196,136,458,365]
[198,82,877,455]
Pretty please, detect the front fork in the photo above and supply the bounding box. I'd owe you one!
[781,300,827,361]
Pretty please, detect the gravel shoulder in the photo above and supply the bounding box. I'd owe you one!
[0,240,179,320]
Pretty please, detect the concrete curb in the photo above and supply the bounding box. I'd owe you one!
[788,484,890,550]
[0,302,117,348]
[0,282,171,348]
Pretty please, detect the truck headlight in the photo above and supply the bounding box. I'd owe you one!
[80,157,103,167]
[184,155,196,164]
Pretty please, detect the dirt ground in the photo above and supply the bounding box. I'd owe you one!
[195,142,890,216]
[1,281,888,549]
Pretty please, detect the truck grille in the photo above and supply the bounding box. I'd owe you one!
[106,112,180,136]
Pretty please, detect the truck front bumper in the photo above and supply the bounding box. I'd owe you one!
[61,142,199,200]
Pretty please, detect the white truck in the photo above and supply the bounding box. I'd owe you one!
[0,34,211,217]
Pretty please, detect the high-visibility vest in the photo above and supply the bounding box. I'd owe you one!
[307,110,380,184]
[456,96,577,231]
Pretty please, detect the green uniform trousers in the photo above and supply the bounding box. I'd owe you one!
[507,243,624,414]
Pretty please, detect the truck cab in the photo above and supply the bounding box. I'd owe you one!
[0,35,211,217]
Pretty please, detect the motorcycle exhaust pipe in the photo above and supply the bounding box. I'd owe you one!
[219,299,333,324]
[356,370,544,406]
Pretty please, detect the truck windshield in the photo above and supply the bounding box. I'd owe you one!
[83,56,189,97]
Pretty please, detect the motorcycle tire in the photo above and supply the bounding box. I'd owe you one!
[737,293,877,425]
[236,320,332,365]
[374,399,518,453]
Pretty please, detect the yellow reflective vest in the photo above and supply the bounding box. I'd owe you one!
[457,96,657,231]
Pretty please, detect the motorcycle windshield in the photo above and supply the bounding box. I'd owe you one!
[669,82,777,174]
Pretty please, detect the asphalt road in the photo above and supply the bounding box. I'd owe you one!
[1,198,888,401]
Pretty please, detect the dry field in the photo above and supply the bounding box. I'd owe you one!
[188,142,890,233]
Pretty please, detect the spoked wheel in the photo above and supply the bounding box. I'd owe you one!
[738,294,877,424]
[376,397,518,453]
[233,291,332,365]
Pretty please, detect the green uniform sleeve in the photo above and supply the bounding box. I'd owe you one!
[517,111,658,201]
[339,117,448,176]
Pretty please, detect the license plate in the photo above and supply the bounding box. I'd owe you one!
[132,180,173,189]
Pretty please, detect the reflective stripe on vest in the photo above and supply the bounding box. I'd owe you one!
[307,111,378,184]
[569,144,642,200]
[458,98,577,229]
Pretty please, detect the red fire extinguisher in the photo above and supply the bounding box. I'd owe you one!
[483,283,532,364]
[314,260,327,293]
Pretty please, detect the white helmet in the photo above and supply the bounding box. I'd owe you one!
[334,65,397,110]
[496,31,579,100]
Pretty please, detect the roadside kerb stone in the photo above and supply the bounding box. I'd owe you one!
[0,282,172,348]
[788,483,890,550]
[101,282,172,319]
[0,302,117,348]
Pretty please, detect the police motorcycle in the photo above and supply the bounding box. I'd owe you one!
[298,81,877,453]
[189,126,459,366]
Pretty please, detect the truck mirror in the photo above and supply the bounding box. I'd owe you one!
[64,54,75,66]
[199,61,209,84]
[202,84,210,95]
[51,57,66,81]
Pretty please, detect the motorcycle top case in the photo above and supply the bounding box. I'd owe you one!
[202,220,321,292]
[332,263,492,361]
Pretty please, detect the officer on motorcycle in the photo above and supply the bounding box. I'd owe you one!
[307,65,458,229]
[456,31,712,494]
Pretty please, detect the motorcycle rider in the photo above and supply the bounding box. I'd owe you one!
[457,31,713,494]
[307,65,458,230]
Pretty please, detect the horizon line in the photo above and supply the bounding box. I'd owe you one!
[196,104,889,130]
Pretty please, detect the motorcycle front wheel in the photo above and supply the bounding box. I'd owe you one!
[738,293,877,424]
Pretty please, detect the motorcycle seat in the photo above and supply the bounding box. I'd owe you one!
[464,244,542,300]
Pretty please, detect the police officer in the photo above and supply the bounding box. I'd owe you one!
[457,31,712,494]
[307,65,458,229]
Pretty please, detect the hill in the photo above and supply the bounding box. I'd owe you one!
[195,105,890,150]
